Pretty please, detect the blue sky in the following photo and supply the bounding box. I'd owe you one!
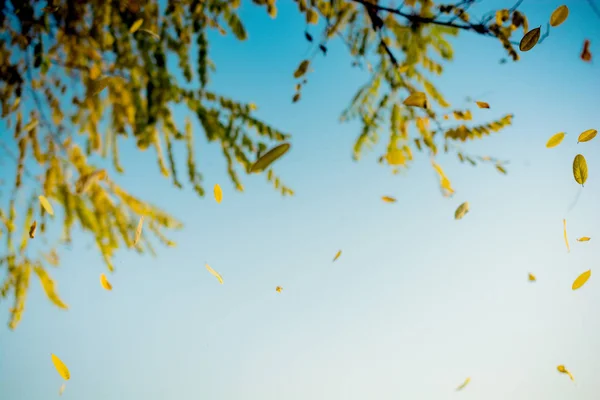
[1,1,600,399]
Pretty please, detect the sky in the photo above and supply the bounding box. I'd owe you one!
[1,1,600,399]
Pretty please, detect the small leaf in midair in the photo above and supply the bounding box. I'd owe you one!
[557,365,575,381]
[29,220,37,239]
[133,216,144,246]
[139,29,160,40]
[577,129,597,143]
[572,269,591,290]
[59,383,66,396]
[39,195,54,216]
[456,377,470,391]
[563,219,570,253]
[403,92,428,109]
[205,264,224,284]
[292,93,301,103]
[572,154,588,186]
[550,5,569,27]
[382,196,397,203]
[454,202,470,220]
[100,273,112,291]
[129,18,144,34]
[581,39,592,62]
[250,143,291,173]
[51,354,70,380]
[519,27,541,51]
[333,250,342,262]
[304,31,313,42]
[275,286,283,293]
[528,273,536,282]
[576,237,591,242]
[293,60,310,78]
[475,101,490,109]
[546,132,565,148]
[214,184,223,203]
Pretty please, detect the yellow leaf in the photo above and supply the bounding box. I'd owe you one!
[572,154,588,186]
[386,149,406,165]
[51,354,70,380]
[139,29,160,40]
[563,219,570,253]
[454,202,470,220]
[333,250,342,262]
[528,273,536,282]
[306,9,319,25]
[550,5,569,27]
[133,216,144,246]
[403,92,428,109]
[39,195,54,216]
[250,143,291,173]
[100,273,112,291]
[214,184,223,203]
[205,263,224,284]
[576,236,591,242]
[75,169,107,194]
[129,18,144,34]
[29,220,37,238]
[475,101,490,109]
[293,60,310,78]
[35,267,69,309]
[275,286,283,293]
[572,269,591,290]
[519,27,541,52]
[546,132,565,148]
[382,196,397,203]
[89,65,101,80]
[59,383,66,396]
[456,377,470,391]
[577,129,597,143]
[557,365,574,381]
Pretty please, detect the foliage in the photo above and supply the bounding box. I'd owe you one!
[0,0,542,329]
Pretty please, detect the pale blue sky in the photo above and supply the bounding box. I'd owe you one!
[1,1,600,399]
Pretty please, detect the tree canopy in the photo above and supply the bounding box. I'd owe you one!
[0,0,551,329]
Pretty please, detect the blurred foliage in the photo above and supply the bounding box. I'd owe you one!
[0,0,533,329]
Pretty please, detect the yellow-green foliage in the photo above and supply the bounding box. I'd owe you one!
[0,0,534,328]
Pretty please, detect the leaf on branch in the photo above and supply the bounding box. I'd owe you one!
[519,27,541,52]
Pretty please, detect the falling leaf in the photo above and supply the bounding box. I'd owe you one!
[546,132,565,148]
[51,354,70,380]
[454,202,470,220]
[293,60,310,78]
[563,219,570,253]
[275,286,283,293]
[214,184,223,203]
[572,154,588,186]
[475,101,490,109]
[576,237,591,242]
[59,383,66,396]
[333,250,342,262]
[29,220,37,239]
[129,18,144,33]
[557,365,575,381]
[529,273,536,282]
[572,269,591,290]
[549,5,569,27]
[403,92,428,109]
[133,216,144,246]
[456,377,470,391]
[519,27,541,52]
[38,195,54,216]
[580,39,592,62]
[577,129,597,143]
[382,196,397,203]
[205,263,223,284]
[100,273,112,291]
[250,143,291,173]
[139,28,160,40]
[292,93,301,103]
